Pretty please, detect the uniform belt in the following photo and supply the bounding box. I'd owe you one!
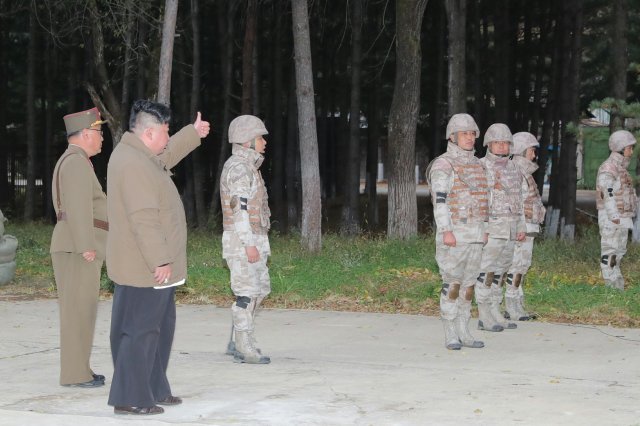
[56,211,109,231]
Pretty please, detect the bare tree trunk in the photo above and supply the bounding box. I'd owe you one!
[87,0,123,146]
[136,19,147,100]
[24,9,37,220]
[242,0,258,114]
[157,0,179,105]
[189,0,206,227]
[291,0,322,251]
[387,0,428,239]
[558,0,582,242]
[610,0,628,133]
[366,73,381,228]
[612,0,628,101]
[342,0,363,235]
[0,10,9,207]
[121,0,135,125]
[445,0,466,115]
[270,0,287,232]
[211,0,238,220]
[45,37,55,220]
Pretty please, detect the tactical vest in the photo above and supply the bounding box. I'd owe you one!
[596,157,637,217]
[441,153,489,225]
[483,156,523,218]
[221,151,271,235]
[523,174,545,224]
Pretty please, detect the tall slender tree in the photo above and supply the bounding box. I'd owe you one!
[157,0,179,105]
[445,0,466,115]
[387,0,429,239]
[291,0,322,251]
[342,0,363,234]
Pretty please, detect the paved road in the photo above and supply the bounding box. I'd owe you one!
[1,299,638,425]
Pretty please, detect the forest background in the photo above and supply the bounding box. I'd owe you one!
[2,0,640,245]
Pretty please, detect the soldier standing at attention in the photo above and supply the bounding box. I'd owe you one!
[220,115,272,364]
[476,123,525,332]
[596,130,637,290]
[50,107,108,388]
[427,113,487,350]
[505,132,546,321]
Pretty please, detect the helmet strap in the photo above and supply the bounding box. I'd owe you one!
[250,138,257,150]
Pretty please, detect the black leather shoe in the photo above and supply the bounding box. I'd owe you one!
[62,378,104,388]
[92,373,105,382]
[156,396,182,406]
[114,405,164,415]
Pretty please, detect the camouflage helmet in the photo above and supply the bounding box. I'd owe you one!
[483,123,513,147]
[445,113,480,140]
[512,132,539,156]
[228,115,269,144]
[608,130,636,152]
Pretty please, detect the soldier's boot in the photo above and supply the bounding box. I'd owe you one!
[230,296,263,359]
[477,302,504,332]
[455,302,484,348]
[614,276,625,290]
[249,296,266,352]
[601,255,622,289]
[225,323,237,356]
[490,273,516,329]
[442,319,462,350]
[233,330,270,364]
[505,273,529,321]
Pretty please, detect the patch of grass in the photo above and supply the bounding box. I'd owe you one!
[2,222,639,326]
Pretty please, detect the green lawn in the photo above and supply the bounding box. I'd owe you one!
[2,222,639,327]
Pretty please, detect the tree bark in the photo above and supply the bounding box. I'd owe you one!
[342,0,363,235]
[157,0,179,105]
[291,0,322,252]
[120,0,135,126]
[0,9,8,206]
[189,0,206,228]
[24,8,37,221]
[242,0,258,114]
[445,0,466,115]
[558,0,583,241]
[611,0,628,101]
[211,0,238,220]
[270,0,287,233]
[387,0,428,239]
[87,0,123,146]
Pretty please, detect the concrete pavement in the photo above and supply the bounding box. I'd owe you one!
[0,299,639,425]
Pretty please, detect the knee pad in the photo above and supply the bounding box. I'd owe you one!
[513,273,523,288]
[464,286,474,301]
[477,272,494,288]
[601,255,617,268]
[235,296,252,309]
[441,283,461,301]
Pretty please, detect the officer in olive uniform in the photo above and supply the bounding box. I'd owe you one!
[50,107,108,387]
[220,115,272,364]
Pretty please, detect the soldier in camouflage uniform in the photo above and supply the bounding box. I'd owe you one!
[427,113,487,350]
[477,123,525,332]
[596,130,637,290]
[506,132,546,321]
[220,115,271,364]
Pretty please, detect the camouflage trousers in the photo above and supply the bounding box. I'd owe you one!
[506,236,535,299]
[599,226,629,288]
[225,255,271,332]
[476,237,515,304]
[435,241,483,320]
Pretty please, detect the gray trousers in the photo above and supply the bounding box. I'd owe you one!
[108,284,176,407]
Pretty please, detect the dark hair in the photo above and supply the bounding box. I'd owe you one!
[129,99,172,131]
